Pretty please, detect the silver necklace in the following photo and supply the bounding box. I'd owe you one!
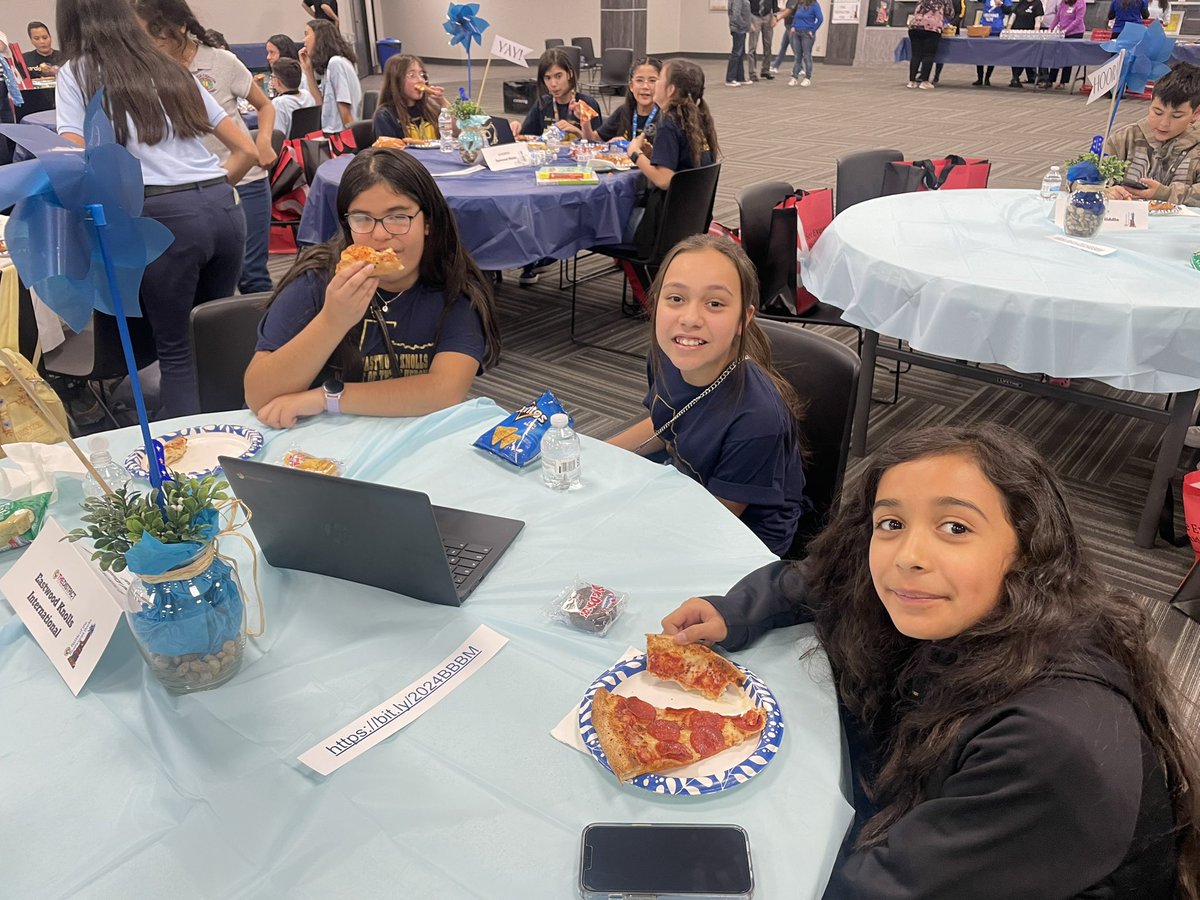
[374,288,403,314]
[635,358,741,453]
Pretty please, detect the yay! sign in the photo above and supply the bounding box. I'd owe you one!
[491,34,533,67]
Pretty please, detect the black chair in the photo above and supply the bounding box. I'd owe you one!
[361,90,380,120]
[189,293,272,413]
[559,45,583,84]
[349,118,375,151]
[300,138,332,182]
[286,105,324,140]
[41,312,159,428]
[757,320,860,559]
[736,180,860,343]
[572,36,600,83]
[1168,560,1200,623]
[570,162,721,354]
[545,38,565,49]
[595,47,634,112]
[835,148,904,215]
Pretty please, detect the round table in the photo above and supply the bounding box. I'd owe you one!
[298,150,640,270]
[806,188,1200,545]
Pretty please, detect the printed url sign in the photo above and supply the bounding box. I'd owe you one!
[299,624,508,775]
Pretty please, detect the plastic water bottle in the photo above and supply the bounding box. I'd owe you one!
[438,107,454,153]
[1039,165,1063,200]
[541,413,581,491]
[82,436,131,499]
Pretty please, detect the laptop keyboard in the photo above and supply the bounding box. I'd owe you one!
[443,541,493,587]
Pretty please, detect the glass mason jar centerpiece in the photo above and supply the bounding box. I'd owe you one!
[1061,154,1128,239]
[449,90,489,165]
[69,476,257,693]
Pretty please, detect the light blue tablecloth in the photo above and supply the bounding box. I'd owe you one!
[806,189,1200,393]
[0,400,852,898]
[298,151,640,270]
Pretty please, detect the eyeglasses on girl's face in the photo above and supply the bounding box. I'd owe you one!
[405,70,428,82]
[344,211,422,235]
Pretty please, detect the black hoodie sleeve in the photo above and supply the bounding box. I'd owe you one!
[704,560,815,650]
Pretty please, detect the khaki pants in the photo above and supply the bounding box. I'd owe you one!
[747,13,775,76]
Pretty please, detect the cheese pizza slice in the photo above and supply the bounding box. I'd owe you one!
[645,633,745,700]
[590,688,766,782]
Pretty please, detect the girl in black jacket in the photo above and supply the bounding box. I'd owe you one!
[663,424,1199,899]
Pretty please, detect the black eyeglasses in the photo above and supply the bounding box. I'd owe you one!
[344,211,422,235]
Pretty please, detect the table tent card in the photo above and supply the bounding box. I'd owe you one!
[0,517,128,695]
[1054,197,1149,231]
[480,142,532,172]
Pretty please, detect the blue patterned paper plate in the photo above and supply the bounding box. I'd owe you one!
[578,653,785,795]
[124,424,264,481]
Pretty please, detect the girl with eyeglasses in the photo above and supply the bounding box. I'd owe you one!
[580,56,662,144]
[374,54,448,142]
[245,149,501,429]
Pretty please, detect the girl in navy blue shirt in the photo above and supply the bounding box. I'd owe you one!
[610,235,809,556]
[581,56,661,143]
[245,148,501,428]
[513,47,602,140]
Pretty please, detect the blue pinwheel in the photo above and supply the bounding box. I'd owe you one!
[443,3,490,96]
[0,91,176,495]
[1101,21,1174,96]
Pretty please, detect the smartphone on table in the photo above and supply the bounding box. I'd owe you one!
[579,823,754,900]
[1119,179,1148,190]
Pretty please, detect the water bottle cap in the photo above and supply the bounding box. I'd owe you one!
[550,413,569,428]
[1050,165,1060,172]
[88,435,110,453]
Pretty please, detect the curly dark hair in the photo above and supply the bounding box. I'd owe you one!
[306,19,356,75]
[802,424,1199,897]
[657,59,720,167]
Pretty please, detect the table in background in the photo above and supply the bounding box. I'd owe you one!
[0,400,852,898]
[806,189,1200,547]
[894,35,1200,68]
[299,150,639,270]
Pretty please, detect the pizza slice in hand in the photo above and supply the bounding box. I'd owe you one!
[590,688,766,782]
[645,633,745,700]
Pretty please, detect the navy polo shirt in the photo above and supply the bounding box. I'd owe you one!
[520,92,603,137]
[256,269,486,381]
[645,354,808,555]
[649,115,714,173]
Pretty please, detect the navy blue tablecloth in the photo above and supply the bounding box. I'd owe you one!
[297,150,640,271]
[894,35,1112,67]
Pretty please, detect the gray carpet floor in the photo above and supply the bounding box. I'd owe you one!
[271,59,1199,731]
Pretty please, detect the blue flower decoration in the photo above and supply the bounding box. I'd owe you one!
[1067,161,1103,184]
[0,91,172,332]
[443,3,490,50]
[1101,22,1175,95]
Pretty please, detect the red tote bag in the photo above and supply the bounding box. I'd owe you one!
[770,187,834,315]
[892,155,992,191]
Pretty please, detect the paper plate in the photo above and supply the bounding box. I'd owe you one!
[578,653,784,795]
[124,424,264,480]
[407,140,441,150]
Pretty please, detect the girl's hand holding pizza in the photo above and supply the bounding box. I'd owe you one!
[319,260,378,335]
[661,598,728,646]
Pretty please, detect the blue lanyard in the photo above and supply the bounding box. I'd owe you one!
[632,106,658,140]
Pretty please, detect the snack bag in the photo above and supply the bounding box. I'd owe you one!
[0,491,51,552]
[473,392,572,468]
[547,577,629,637]
[278,449,342,477]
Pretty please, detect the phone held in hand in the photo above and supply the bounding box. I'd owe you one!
[1119,179,1149,191]
[579,823,754,900]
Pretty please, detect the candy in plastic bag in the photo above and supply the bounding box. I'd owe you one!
[547,577,628,637]
[0,492,50,552]
[474,392,572,468]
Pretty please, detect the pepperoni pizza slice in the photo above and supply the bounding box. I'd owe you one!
[590,687,766,783]
[645,633,745,701]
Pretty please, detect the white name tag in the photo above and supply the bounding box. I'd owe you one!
[0,516,129,696]
[480,142,532,172]
[1047,234,1118,256]
[1054,196,1149,231]
[298,624,508,776]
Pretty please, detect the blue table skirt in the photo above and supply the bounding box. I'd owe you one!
[298,150,640,271]
[895,35,1113,67]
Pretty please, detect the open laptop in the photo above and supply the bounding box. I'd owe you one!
[218,456,524,606]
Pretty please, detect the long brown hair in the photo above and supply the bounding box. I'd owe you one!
[646,234,803,437]
[133,0,220,55]
[58,0,212,145]
[803,425,1200,896]
[270,149,501,379]
[307,19,356,76]
[377,55,442,132]
[658,59,720,166]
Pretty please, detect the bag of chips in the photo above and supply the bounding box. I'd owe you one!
[547,577,629,637]
[474,392,572,467]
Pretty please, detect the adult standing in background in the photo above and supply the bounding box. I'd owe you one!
[299,19,361,133]
[787,0,824,87]
[134,0,278,296]
[726,0,752,87]
[56,0,255,419]
[23,22,63,76]
[302,0,339,29]
[1007,0,1044,87]
[747,0,779,81]
[931,0,965,84]
[1109,0,1149,33]
[770,0,801,75]
[1038,0,1086,89]
[907,0,954,89]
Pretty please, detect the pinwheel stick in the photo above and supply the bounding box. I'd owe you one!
[0,349,112,492]
[478,55,493,104]
[85,203,167,512]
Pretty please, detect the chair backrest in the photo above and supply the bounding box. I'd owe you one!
[559,45,582,80]
[349,118,375,151]
[834,148,903,215]
[486,116,515,145]
[361,89,379,119]
[190,293,272,413]
[300,138,331,180]
[652,162,722,261]
[42,311,158,381]
[756,320,860,558]
[599,47,634,85]
[287,104,324,140]
[571,36,597,66]
[545,38,565,49]
[736,180,795,309]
